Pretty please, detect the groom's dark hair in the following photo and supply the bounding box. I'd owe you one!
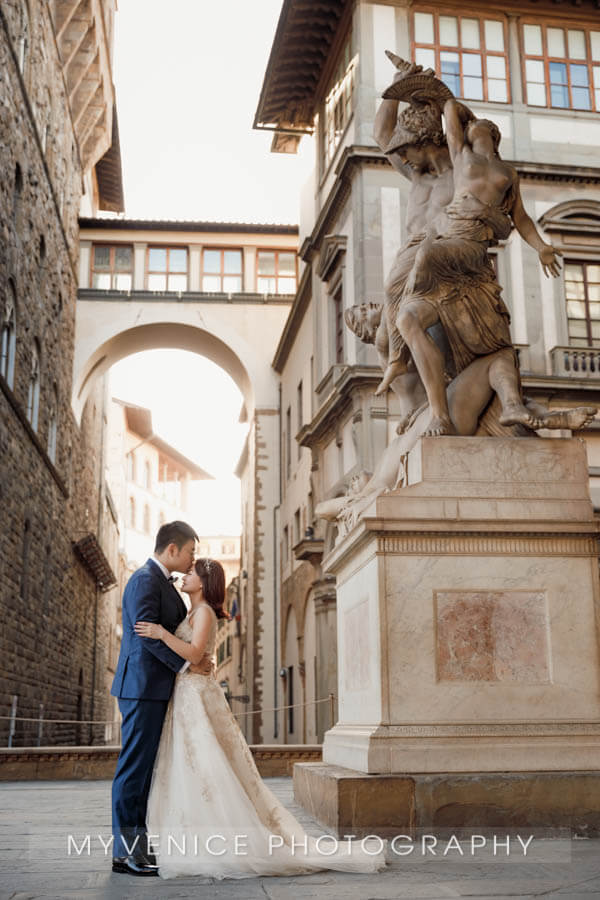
[154,521,198,553]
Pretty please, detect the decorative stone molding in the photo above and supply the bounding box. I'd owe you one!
[318,234,347,282]
[377,532,599,557]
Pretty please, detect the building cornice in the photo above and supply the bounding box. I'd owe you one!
[77,289,293,306]
[79,218,299,234]
[298,365,382,448]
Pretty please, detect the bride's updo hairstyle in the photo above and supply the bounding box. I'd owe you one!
[194,558,230,619]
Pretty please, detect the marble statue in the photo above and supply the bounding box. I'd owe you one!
[318,54,597,532]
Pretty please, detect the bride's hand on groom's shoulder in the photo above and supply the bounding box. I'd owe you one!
[134,620,164,640]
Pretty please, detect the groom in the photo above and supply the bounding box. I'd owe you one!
[111,520,212,876]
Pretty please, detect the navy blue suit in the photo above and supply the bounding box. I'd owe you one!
[111,558,188,854]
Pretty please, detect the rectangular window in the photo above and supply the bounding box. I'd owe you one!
[283,526,289,565]
[565,261,600,347]
[202,248,243,292]
[323,35,356,169]
[333,286,344,363]
[147,246,188,291]
[257,250,297,294]
[523,22,600,110]
[91,244,133,290]
[413,11,509,103]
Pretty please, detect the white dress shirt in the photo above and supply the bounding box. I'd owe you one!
[151,556,190,673]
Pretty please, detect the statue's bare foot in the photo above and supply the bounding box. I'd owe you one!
[538,406,597,431]
[374,360,405,396]
[498,402,542,430]
[423,415,456,437]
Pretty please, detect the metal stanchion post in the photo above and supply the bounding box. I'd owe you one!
[37,703,44,747]
[8,695,17,748]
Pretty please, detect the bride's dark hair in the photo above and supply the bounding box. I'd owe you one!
[194,558,230,619]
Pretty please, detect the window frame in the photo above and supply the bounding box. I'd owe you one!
[146,245,189,292]
[333,284,344,364]
[26,341,40,432]
[1,287,17,389]
[201,247,243,293]
[411,8,510,104]
[90,243,134,291]
[256,249,297,295]
[47,384,58,464]
[321,32,356,172]
[521,20,600,112]
[564,259,600,347]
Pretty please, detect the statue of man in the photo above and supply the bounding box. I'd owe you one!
[372,69,454,429]
[375,97,563,436]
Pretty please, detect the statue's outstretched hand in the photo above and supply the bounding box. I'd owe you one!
[539,245,562,278]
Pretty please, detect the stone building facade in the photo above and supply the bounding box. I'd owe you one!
[0,0,123,746]
[256,0,600,743]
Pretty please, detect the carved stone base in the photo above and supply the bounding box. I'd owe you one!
[293,762,600,837]
[321,437,600,775]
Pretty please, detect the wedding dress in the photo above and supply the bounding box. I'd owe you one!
[146,603,388,879]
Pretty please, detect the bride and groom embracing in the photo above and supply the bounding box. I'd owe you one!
[111,520,387,880]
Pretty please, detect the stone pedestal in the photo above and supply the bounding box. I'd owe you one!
[295,437,600,832]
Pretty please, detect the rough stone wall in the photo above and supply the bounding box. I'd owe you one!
[0,5,111,746]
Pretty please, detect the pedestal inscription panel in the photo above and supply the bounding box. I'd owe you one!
[435,590,550,683]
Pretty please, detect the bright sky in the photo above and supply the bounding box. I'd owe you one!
[109,1,312,537]
[110,351,247,535]
[113,0,312,222]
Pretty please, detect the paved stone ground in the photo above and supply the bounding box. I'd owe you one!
[1,779,600,899]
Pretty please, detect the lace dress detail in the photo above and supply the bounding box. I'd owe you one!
[146,604,387,879]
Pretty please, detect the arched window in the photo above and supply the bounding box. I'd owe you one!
[17,3,29,76]
[47,384,58,463]
[1,284,17,388]
[26,342,40,431]
[126,452,136,482]
[128,497,136,528]
[539,200,600,360]
[143,504,151,534]
[144,460,151,489]
[27,341,40,431]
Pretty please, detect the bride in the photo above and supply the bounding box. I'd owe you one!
[134,557,388,880]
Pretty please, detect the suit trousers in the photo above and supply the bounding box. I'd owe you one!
[111,697,168,856]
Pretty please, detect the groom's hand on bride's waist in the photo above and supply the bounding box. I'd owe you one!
[189,655,214,676]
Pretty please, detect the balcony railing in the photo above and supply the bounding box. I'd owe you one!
[551,346,600,379]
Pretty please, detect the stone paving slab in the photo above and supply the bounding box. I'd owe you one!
[1,779,600,899]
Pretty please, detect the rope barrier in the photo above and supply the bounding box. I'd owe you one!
[0,695,336,728]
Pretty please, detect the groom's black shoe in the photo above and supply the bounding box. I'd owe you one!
[112,851,158,876]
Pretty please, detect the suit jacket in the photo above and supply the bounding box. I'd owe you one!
[111,558,188,701]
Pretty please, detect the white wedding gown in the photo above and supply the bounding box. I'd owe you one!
[147,604,388,879]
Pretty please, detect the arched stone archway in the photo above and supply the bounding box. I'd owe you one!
[73,293,290,743]
[73,297,289,422]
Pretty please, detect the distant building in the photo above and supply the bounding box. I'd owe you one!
[106,398,212,568]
